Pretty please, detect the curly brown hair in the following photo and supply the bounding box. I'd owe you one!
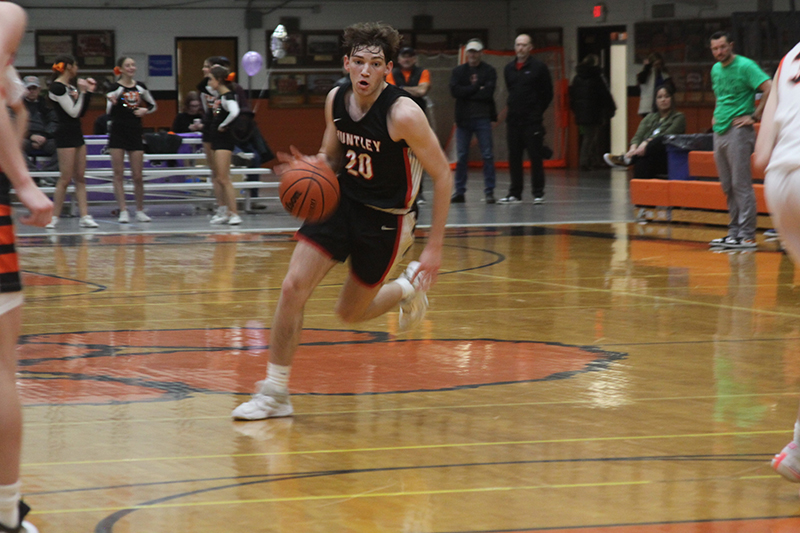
[342,22,401,62]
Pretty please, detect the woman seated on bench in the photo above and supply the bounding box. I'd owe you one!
[604,85,686,178]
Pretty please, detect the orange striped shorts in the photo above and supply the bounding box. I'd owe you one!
[0,200,21,294]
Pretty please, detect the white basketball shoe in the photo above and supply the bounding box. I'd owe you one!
[232,380,293,421]
[398,261,429,331]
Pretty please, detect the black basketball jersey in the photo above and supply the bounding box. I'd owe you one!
[333,81,422,213]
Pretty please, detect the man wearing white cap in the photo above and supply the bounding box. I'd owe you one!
[21,75,58,172]
[449,38,497,204]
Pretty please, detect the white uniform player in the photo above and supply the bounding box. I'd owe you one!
[754,41,800,484]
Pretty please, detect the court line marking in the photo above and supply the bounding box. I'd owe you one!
[27,454,770,496]
[21,391,800,428]
[29,480,657,515]
[21,429,790,468]
[461,270,800,319]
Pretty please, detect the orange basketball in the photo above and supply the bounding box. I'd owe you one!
[278,159,340,223]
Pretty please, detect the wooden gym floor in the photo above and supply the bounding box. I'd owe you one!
[12,169,800,532]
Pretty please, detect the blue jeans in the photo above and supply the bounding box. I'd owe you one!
[454,118,496,196]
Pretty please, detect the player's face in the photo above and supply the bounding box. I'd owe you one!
[202,61,211,77]
[346,46,390,96]
[710,37,733,64]
[515,36,533,61]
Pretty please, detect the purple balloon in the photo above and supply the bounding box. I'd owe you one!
[242,51,263,77]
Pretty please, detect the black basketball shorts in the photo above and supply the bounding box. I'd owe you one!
[297,194,416,287]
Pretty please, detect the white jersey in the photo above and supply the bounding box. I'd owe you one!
[766,42,800,175]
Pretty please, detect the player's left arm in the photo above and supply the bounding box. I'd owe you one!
[389,98,452,286]
[754,71,780,173]
[733,78,772,127]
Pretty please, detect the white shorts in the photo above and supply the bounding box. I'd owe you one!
[766,167,800,263]
[0,291,23,316]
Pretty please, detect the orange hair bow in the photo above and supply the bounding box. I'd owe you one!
[113,66,121,76]
[52,62,65,73]
[226,72,236,82]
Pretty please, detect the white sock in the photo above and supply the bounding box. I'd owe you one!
[0,481,21,529]
[265,362,290,392]
[793,421,800,446]
[395,277,414,301]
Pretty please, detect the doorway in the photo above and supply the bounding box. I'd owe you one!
[576,25,626,163]
[175,38,238,111]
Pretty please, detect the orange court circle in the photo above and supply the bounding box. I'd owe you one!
[16,327,626,405]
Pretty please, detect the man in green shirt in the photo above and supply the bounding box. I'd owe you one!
[708,31,771,249]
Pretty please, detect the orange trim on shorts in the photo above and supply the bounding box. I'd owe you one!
[0,204,10,217]
[0,252,19,275]
[0,225,13,246]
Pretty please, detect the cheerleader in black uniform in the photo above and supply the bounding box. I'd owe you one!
[46,54,97,229]
[197,56,224,222]
[106,56,157,223]
[207,65,241,225]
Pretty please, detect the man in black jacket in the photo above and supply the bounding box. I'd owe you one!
[449,39,497,204]
[500,34,553,204]
[21,76,58,171]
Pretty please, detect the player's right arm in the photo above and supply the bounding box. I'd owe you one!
[0,3,52,227]
[754,66,781,173]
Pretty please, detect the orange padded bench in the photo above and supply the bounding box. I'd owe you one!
[687,151,765,181]
[630,178,768,214]
[631,122,769,220]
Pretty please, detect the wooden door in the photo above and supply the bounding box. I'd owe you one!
[175,37,238,111]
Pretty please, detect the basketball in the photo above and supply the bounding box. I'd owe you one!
[278,159,340,223]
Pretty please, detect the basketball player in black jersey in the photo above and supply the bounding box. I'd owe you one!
[0,6,53,532]
[233,22,453,420]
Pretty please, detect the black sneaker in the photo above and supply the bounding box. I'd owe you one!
[450,193,465,204]
[709,235,738,247]
[497,195,521,204]
[726,238,757,249]
[485,192,496,204]
[0,500,38,533]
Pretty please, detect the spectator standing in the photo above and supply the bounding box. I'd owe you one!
[171,91,204,134]
[387,46,432,203]
[637,53,674,117]
[449,38,497,204]
[21,75,58,171]
[387,46,430,112]
[604,85,686,178]
[500,33,553,204]
[707,31,771,250]
[569,54,616,171]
